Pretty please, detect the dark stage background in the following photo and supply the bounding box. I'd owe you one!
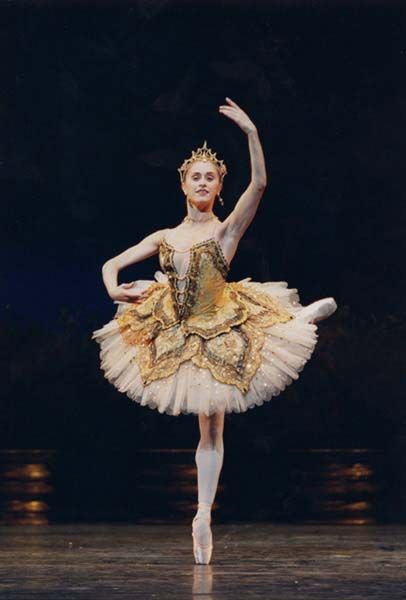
[1,1,405,524]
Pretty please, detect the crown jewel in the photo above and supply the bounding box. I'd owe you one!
[177,140,227,183]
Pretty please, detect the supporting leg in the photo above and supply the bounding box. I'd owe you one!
[192,410,225,564]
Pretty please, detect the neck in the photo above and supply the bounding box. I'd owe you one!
[184,202,216,223]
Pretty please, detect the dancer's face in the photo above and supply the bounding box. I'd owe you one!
[181,161,222,210]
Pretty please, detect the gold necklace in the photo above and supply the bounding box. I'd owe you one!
[183,213,218,224]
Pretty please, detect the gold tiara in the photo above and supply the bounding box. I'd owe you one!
[177,140,227,183]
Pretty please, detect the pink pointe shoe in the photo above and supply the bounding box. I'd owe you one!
[192,507,213,565]
[301,297,337,324]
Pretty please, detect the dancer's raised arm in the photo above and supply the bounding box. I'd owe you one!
[219,97,267,240]
[102,228,167,302]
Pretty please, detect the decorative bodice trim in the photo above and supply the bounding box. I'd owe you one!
[159,238,230,320]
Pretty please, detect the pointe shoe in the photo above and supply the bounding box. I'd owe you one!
[192,513,213,565]
[301,297,337,324]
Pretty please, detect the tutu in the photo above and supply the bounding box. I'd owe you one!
[92,237,337,416]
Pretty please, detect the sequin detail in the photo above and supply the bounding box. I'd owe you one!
[116,239,294,393]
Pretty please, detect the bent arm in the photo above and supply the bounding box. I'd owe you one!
[102,228,167,295]
[222,128,267,240]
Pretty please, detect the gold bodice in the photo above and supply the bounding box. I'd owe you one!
[116,238,294,393]
[159,237,229,320]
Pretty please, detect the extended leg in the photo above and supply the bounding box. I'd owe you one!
[300,297,337,323]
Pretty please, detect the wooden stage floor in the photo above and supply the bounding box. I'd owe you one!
[0,523,405,599]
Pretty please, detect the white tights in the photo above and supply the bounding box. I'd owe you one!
[301,297,337,323]
[195,443,224,515]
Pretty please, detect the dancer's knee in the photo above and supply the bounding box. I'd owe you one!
[198,412,224,450]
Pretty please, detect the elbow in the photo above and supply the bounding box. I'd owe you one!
[255,180,267,192]
[102,258,116,272]
[252,174,267,191]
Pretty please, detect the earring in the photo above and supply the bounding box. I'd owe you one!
[217,194,224,206]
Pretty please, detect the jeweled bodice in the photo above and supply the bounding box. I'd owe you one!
[159,238,230,321]
[116,235,294,394]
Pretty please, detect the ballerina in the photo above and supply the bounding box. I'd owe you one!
[92,97,337,564]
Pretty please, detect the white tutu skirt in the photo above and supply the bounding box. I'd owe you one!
[92,273,337,416]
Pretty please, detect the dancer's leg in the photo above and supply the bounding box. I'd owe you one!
[301,297,337,323]
[195,411,225,511]
[192,410,225,563]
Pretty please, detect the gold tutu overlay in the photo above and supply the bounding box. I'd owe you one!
[115,239,294,394]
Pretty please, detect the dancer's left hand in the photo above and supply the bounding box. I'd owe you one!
[218,97,257,135]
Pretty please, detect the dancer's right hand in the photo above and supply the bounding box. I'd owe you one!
[109,283,149,303]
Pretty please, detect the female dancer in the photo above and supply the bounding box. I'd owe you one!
[92,97,337,565]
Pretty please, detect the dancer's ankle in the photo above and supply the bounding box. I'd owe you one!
[196,501,212,518]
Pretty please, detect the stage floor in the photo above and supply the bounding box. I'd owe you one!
[0,523,405,599]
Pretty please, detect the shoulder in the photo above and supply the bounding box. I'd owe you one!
[144,227,171,245]
[159,223,185,240]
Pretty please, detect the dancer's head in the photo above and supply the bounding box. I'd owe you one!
[178,141,227,211]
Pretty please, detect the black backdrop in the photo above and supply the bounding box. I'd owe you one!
[1,1,405,518]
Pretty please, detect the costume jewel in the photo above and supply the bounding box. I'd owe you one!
[177,140,227,183]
